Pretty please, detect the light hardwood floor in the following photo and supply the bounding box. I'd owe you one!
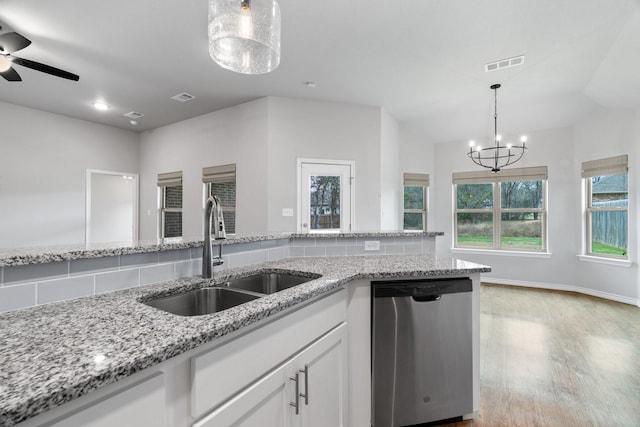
[443,283,640,427]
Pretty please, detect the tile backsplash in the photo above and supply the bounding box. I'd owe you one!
[0,235,436,313]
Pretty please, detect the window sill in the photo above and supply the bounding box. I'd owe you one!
[451,247,551,258]
[577,255,632,267]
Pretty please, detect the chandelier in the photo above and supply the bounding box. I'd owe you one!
[208,0,281,75]
[467,84,527,172]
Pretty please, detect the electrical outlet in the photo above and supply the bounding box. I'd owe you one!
[282,208,294,217]
[364,240,380,251]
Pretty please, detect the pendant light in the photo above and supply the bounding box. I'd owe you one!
[467,84,528,172]
[208,0,281,75]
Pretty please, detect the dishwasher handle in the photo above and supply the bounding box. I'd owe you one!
[412,294,441,302]
[372,277,472,299]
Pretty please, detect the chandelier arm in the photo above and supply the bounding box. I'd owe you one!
[466,83,528,172]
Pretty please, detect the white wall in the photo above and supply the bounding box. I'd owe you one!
[266,97,384,232]
[431,109,640,305]
[573,108,638,301]
[399,126,436,229]
[0,101,139,248]
[433,126,579,291]
[138,99,269,241]
[380,110,400,230]
[138,97,399,238]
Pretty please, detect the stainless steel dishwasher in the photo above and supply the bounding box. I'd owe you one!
[372,277,473,427]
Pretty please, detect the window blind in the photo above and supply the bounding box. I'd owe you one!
[157,171,182,186]
[453,166,548,184]
[403,173,429,187]
[202,164,236,183]
[581,155,628,178]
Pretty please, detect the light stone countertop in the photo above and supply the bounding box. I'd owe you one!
[0,232,444,267]
[0,254,488,426]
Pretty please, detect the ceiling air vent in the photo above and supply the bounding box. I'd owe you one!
[123,111,144,119]
[485,55,525,72]
[171,92,195,103]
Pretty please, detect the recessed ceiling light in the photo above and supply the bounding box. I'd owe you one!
[93,101,109,111]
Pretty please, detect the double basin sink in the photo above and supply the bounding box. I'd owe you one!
[143,272,319,317]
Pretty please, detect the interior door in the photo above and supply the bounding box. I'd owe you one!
[86,170,138,247]
[299,162,352,233]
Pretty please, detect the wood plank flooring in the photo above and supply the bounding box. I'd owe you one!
[441,283,640,427]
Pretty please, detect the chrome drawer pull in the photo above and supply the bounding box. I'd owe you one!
[299,365,309,405]
[290,372,300,415]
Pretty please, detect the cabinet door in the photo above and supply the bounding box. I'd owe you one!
[51,373,166,427]
[295,323,348,427]
[194,361,295,427]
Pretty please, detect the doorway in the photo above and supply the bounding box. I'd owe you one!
[86,169,138,247]
[298,159,354,233]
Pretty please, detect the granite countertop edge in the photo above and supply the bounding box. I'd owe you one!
[0,254,489,426]
[0,232,445,267]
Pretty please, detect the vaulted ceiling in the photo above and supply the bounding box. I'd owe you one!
[1,0,639,143]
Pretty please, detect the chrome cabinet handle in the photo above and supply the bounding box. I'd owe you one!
[290,372,300,415]
[299,365,309,405]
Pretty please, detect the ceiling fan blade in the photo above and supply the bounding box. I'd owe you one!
[11,56,79,81]
[0,32,31,53]
[0,66,22,81]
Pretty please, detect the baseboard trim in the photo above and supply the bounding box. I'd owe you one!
[484,277,640,308]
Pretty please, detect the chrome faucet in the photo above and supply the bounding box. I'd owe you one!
[202,195,226,278]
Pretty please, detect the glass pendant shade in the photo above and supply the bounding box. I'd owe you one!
[208,0,281,75]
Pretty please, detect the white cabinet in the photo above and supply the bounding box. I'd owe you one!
[194,323,347,427]
[17,289,348,427]
[50,373,166,427]
[193,362,291,427]
[293,323,347,427]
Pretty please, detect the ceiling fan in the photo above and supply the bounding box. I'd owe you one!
[0,29,79,82]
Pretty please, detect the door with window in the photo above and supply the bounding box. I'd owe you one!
[299,161,353,233]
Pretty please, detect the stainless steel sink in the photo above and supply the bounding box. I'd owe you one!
[142,287,261,316]
[226,272,318,294]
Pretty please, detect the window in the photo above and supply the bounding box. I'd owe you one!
[403,173,429,231]
[203,164,237,235]
[453,166,547,252]
[158,171,183,241]
[582,155,628,259]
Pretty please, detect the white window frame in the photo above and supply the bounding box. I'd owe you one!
[581,155,628,261]
[453,166,548,253]
[403,173,429,232]
[158,171,183,243]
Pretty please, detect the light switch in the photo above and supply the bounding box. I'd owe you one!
[282,208,294,217]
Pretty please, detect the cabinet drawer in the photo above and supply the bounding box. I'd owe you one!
[50,373,166,427]
[191,289,346,419]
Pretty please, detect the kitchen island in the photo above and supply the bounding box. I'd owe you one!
[0,250,489,426]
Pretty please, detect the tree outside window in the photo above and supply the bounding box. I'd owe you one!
[403,173,429,231]
[310,176,341,230]
[454,167,547,252]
